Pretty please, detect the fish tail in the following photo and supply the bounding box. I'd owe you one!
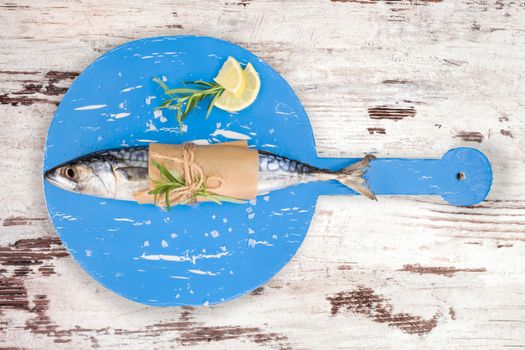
[335,155,377,201]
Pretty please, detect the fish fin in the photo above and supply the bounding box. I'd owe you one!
[336,155,377,201]
[340,154,376,175]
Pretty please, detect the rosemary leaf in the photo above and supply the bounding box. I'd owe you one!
[176,106,182,126]
[165,87,202,95]
[149,160,244,209]
[148,184,172,195]
[153,78,225,126]
[156,99,173,109]
[165,191,171,211]
[153,160,177,183]
[206,195,222,205]
[168,168,184,184]
[185,80,214,87]
[152,78,175,98]
[207,92,222,119]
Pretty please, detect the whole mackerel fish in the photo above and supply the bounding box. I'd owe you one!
[44,146,376,201]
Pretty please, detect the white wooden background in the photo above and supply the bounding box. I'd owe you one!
[1,0,525,348]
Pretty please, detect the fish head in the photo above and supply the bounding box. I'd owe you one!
[45,157,116,198]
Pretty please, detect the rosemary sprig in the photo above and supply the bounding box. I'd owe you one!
[153,78,224,128]
[148,160,245,211]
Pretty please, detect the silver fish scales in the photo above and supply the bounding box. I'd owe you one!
[45,146,375,201]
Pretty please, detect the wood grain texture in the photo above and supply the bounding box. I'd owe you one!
[0,0,524,348]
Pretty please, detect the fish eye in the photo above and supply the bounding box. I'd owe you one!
[65,167,76,179]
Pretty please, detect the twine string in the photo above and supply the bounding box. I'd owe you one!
[150,143,223,205]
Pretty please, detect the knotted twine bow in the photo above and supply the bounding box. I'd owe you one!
[149,143,223,206]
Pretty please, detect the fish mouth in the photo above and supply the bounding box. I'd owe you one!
[44,168,56,182]
[44,169,59,185]
[44,167,77,191]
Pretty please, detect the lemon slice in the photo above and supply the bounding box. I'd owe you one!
[214,63,261,112]
[213,56,246,97]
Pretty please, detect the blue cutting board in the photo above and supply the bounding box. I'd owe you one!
[43,36,492,306]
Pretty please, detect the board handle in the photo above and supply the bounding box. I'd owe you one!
[314,147,492,206]
[362,147,493,206]
[436,147,493,206]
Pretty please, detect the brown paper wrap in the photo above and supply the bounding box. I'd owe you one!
[133,141,259,205]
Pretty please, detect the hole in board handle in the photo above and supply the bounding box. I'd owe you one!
[456,172,466,181]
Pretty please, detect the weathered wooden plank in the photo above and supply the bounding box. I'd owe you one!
[0,0,524,348]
